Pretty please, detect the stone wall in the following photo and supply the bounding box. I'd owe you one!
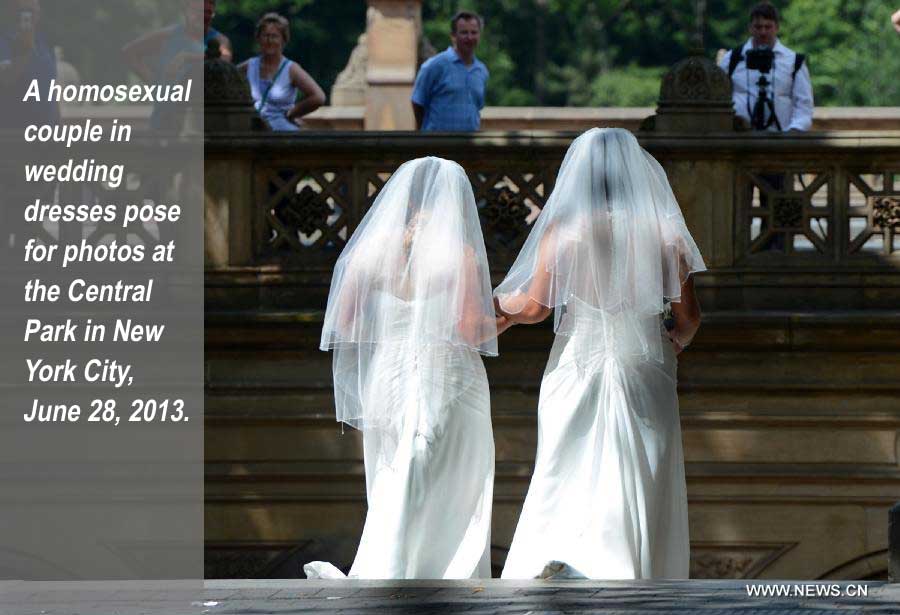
[300,106,900,132]
[203,131,900,580]
[58,104,900,134]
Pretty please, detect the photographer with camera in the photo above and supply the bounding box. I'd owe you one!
[718,2,813,132]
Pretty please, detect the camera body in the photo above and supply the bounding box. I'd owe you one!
[745,46,774,73]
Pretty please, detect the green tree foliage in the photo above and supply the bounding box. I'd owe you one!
[780,0,900,106]
[418,0,900,106]
[39,1,900,107]
[588,65,669,106]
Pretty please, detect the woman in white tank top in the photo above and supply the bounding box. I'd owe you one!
[238,13,325,131]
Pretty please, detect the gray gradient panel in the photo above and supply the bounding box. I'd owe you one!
[0,1,203,581]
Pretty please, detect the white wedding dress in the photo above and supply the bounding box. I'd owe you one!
[494,129,704,580]
[346,293,494,579]
[311,157,498,580]
[501,305,689,579]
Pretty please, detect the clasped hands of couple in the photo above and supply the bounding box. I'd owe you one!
[493,296,514,336]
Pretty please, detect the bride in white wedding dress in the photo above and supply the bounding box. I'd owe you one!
[494,128,706,580]
[307,157,501,579]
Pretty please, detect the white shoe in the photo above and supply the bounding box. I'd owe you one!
[303,561,347,579]
[536,560,587,580]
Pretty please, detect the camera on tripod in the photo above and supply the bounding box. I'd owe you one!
[745,46,775,73]
[745,46,780,130]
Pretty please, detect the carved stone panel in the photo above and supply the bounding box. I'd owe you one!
[470,170,552,267]
[259,168,351,264]
[740,170,832,260]
[847,172,899,257]
[690,543,797,579]
[872,196,900,231]
[772,197,804,230]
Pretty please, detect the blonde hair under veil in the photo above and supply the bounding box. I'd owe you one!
[320,157,497,431]
[494,128,706,363]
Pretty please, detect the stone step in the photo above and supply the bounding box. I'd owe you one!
[206,426,899,468]
[205,388,900,423]
[205,459,900,487]
[205,349,900,390]
[205,310,900,352]
[13,577,895,612]
[206,406,899,469]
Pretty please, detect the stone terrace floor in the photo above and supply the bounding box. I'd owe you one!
[0,579,898,614]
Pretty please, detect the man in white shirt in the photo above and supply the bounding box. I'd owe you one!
[718,2,813,132]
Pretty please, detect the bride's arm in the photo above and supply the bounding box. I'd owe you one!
[333,238,392,337]
[668,274,701,354]
[333,258,367,338]
[458,248,506,345]
[495,233,555,325]
[334,281,359,338]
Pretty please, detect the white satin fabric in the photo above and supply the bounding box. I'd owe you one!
[501,307,689,579]
[310,157,496,579]
[497,128,700,579]
[307,293,494,579]
[350,294,494,578]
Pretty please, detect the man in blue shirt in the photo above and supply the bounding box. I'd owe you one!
[411,11,489,131]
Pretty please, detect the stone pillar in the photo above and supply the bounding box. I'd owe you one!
[642,52,738,269]
[642,51,736,134]
[331,34,368,107]
[364,0,421,130]
[204,45,260,268]
[890,501,900,582]
[204,42,264,134]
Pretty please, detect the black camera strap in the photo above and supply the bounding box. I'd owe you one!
[793,54,806,78]
[728,46,806,80]
[727,46,744,78]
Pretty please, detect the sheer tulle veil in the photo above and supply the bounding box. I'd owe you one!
[320,157,497,430]
[494,127,706,362]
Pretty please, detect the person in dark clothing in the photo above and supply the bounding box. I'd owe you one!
[0,0,59,132]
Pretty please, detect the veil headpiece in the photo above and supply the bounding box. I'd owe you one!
[494,128,706,362]
[320,157,496,430]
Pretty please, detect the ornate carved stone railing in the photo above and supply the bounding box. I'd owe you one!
[205,131,900,311]
[737,164,900,264]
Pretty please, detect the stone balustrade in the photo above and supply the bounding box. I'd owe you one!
[55,104,900,134]
[300,106,900,132]
[204,130,900,312]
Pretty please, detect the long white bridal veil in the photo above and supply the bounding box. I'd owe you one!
[320,156,497,431]
[494,127,706,362]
